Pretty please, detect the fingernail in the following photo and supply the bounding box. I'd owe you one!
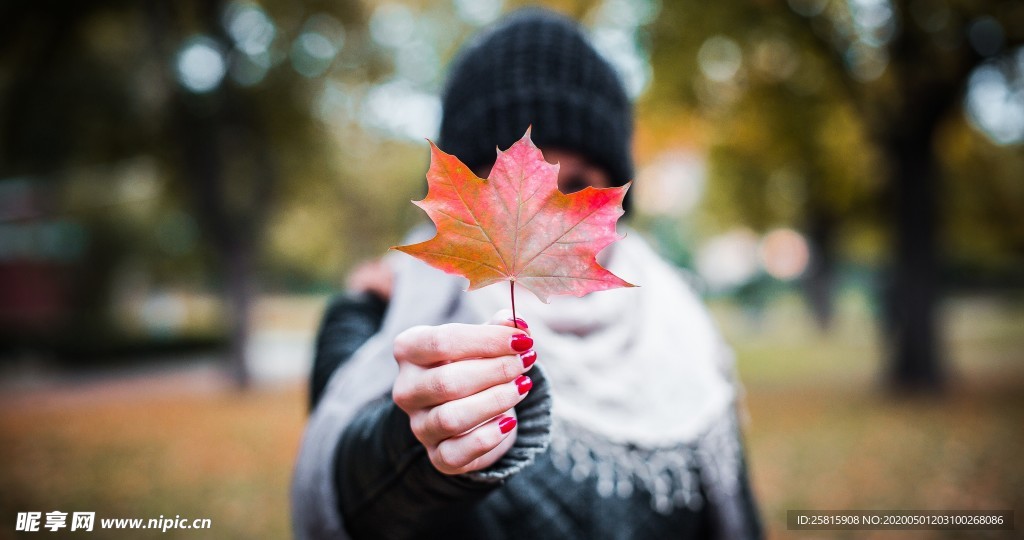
[515,375,532,395]
[508,317,529,329]
[519,349,537,369]
[498,416,517,434]
[510,334,533,352]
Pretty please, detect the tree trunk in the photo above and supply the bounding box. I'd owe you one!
[171,100,257,389]
[224,240,253,388]
[883,131,943,393]
[804,207,836,330]
[144,0,255,389]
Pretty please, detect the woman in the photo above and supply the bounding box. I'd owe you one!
[292,9,762,539]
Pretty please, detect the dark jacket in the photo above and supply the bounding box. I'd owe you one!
[307,294,763,540]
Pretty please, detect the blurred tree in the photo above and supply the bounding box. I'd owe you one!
[0,0,381,386]
[648,0,1024,393]
[1,1,156,350]
[142,0,276,388]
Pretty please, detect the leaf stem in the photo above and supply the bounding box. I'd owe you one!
[510,280,518,329]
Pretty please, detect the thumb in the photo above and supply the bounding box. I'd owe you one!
[485,309,530,334]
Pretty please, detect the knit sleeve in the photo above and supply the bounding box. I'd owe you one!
[334,365,552,539]
[309,292,388,411]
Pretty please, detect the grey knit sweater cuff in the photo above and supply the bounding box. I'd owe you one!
[463,363,553,483]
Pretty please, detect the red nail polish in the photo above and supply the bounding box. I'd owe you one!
[520,349,537,369]
[515,375,532,395]
[498,416,517,434]
[510,334,533,352]
[508,317,529,329]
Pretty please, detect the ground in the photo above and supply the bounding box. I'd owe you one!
[1,292,1021,539]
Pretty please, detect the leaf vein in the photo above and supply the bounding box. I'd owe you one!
[517,204,609,274]
[443,175,511,274]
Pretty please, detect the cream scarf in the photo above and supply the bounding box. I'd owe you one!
[464,229,732,446]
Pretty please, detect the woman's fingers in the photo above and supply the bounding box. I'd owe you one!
[390,311,537,475]
[393,353,536,410]
[412,375,533,446]
[430,411,518,475]
[393,323,533,366]
[486,309,530,331]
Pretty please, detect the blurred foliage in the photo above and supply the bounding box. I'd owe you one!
[639,0,1024,389]
[643,0,1024,269]
[1,0,1022,365]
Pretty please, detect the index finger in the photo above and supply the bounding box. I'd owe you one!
[394,323,534,366]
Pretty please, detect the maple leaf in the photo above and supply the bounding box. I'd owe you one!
[393,128,635,305]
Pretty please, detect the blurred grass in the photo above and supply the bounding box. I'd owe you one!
[1,292,1022,539]
[0,383,306,540]
[717,292,1024,539]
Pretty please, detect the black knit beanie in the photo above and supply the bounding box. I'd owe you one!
[438,8,634,200]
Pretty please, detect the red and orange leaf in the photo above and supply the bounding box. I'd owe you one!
[393,128,634,303]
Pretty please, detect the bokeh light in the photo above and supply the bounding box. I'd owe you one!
[759,228,810,280]
[698,36,743,83]
[360,80,441,141]
[695,228,760,291]
[590,0,659,98]
[175,36,227,93]
[965,50,1024,146]
[751,36,800,82]
[849,0,897,47]
[453,0,504,26]
[394,39,440,86]
[369,4,415,49]
[224,1,276,56]
[635,151,706,216]
[290,14,344,79]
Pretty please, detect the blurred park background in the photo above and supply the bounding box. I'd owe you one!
[1,0,1022,538]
